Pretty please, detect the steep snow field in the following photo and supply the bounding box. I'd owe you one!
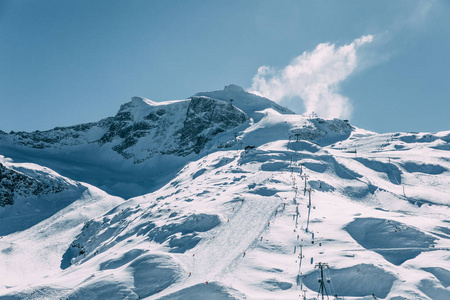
[0,158,124,296]
[0,86,449,299]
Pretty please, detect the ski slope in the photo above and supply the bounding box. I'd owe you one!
[0,87,449,299]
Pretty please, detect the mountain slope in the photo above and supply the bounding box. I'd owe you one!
[0,88,260,198]
[0,156,125,295]
[0,156,88,235]
[0,87,449,299]
[1,113,449,299]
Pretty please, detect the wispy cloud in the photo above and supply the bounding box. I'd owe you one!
[403,0,436,29]
[250,35,374,119]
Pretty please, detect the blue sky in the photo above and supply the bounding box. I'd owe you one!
[1,0,449,133]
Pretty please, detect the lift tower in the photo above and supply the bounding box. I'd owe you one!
[315,262,330,300]
[300,174,309,196]
[305,188,314,232]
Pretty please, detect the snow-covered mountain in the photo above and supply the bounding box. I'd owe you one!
[0,85,292,199]
[0,85,449,299]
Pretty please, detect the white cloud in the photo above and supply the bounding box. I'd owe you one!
[250,35,374,119]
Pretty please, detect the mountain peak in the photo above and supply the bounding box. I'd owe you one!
[194,84,294,122]
[117,96,184,121]
[130,96,153,105]
[224,84,245,93]
[118,96,150,111]
[123,96,157,109]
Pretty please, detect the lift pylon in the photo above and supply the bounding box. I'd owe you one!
[315,262,330,300]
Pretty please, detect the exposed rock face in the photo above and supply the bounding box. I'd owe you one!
[177,96,247,155]
[97,96,247,160]
[2,96,248,162]
[4,119,112,149]
[0,163,68,206]
[289,117,353,146]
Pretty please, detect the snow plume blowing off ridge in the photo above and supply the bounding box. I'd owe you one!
[250,35,374,120]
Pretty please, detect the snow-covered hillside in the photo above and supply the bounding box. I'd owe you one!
[0,86,290,198]
[0,86,449,299]
[0,156,87,235]
[0,156,125,296]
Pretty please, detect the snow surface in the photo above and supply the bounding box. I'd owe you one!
[0,87,449,299]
